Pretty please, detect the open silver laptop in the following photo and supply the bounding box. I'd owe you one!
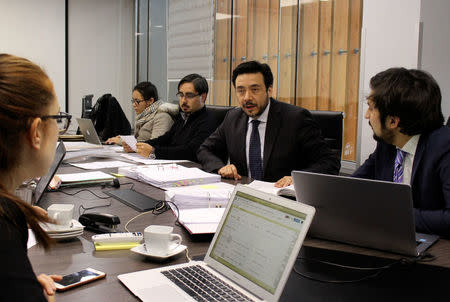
[291,170,439,257]
[76,117,103,146]
[119,184,315,302]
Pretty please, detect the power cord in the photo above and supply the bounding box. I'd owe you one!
[123,200,180,232]
[293,253,435,283]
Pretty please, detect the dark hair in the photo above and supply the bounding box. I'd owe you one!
[369,67,444,135]
[232,60,273,90]
[133,81,158,101]
[0,53,53,249]
[178,73,209,95]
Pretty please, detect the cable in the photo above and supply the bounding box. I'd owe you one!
[295,256,399,271]
[124,210,154,232]
[123,200,180,232]
[59,188,111,199]
[185,248,192,262]
[293,256,402,284]
[78,200,112,216]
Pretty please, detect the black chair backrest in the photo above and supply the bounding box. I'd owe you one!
[447,116,450,126]
[309,110,344,160]
[90,94,132,141]
[206,105,233,129]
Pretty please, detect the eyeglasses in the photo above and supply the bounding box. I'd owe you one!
[176,92,200,100]
[131,99,145,105]
[41,111,72,134]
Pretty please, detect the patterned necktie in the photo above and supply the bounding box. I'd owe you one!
[249,120,263,180]
[393,149,407,183]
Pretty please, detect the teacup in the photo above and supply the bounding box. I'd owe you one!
[47,204,74,226]
[144,225,182,256]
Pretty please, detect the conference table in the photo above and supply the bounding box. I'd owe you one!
[28,159,450,301]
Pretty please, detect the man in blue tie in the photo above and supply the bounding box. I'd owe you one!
[197,61,340,187]
[353,67,450,238]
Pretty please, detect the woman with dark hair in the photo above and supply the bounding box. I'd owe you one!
[0,54,67,301]
[106,81,178,146]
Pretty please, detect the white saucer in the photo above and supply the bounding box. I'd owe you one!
[131,243,187,260]
[41,219,84,234]
[49,230,83,240]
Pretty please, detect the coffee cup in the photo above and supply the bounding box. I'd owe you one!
[144,225,182,256]
[47,204,74,226]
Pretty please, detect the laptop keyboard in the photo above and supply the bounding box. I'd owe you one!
[161,265,254,302]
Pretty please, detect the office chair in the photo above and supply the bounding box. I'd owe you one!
[309,110,344,160]
[90,94,132,141]
[206,105,233,129]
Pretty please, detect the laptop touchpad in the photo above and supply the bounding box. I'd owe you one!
[136,285,188,302]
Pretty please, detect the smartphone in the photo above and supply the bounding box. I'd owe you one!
[55,268,106,291]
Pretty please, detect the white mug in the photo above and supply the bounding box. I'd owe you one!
[144,225,182,256]
[47,204,74,226]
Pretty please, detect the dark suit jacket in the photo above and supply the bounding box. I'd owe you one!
[353,126,450,238]
[197,98,341,182]
[145,106,216,162]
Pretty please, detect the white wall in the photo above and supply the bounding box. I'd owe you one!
[358,0,421,165]
[68,0,135,126]
[0,0,65,111]
[420,0,450,121]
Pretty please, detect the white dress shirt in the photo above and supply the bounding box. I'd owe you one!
[398,134,420,185]
[245,101,270,178]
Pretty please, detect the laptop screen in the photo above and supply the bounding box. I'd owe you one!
[209,190,307,294]
[33,142,66,205]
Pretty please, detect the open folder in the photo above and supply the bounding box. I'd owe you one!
[171,206,226,234]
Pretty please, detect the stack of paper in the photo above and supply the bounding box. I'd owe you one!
[165,182,235,209]
[123,164,221,188]
[56,171,115,187]
[246,180,296,198]
[120,153,188,165]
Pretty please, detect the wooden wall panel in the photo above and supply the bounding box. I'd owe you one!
[278,3,297,104]
[231,0,249,106]
[317,0,333,110]
[213,0,231,106]
[329,0,349,112]
[297,0,319,110]
[267,0,280,97]
[343,0,362,161]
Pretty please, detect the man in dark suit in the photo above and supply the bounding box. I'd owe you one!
[353,67,450,238]
[197,61,340,187]
[135,74,216,162]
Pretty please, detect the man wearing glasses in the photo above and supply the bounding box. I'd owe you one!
[197,61,340,187]
[135,74,216,162]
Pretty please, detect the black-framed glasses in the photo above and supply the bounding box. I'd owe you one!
[41,111,72,134]
[131,99,145,105]
[176,92,200,100]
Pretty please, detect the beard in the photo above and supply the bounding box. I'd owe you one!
[370,122,395,145]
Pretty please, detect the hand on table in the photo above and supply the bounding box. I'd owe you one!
[274,176,292,188]
[105,136,121,145]
[218,164,242,180]
[136,143,154,158]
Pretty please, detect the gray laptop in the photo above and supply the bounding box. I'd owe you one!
[291,170,439,257]
[76,117,103,145]
[119,184,315,302]
[33,141,66,205]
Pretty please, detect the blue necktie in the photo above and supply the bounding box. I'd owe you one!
[393,149,407,183]
[249,120,263,180]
